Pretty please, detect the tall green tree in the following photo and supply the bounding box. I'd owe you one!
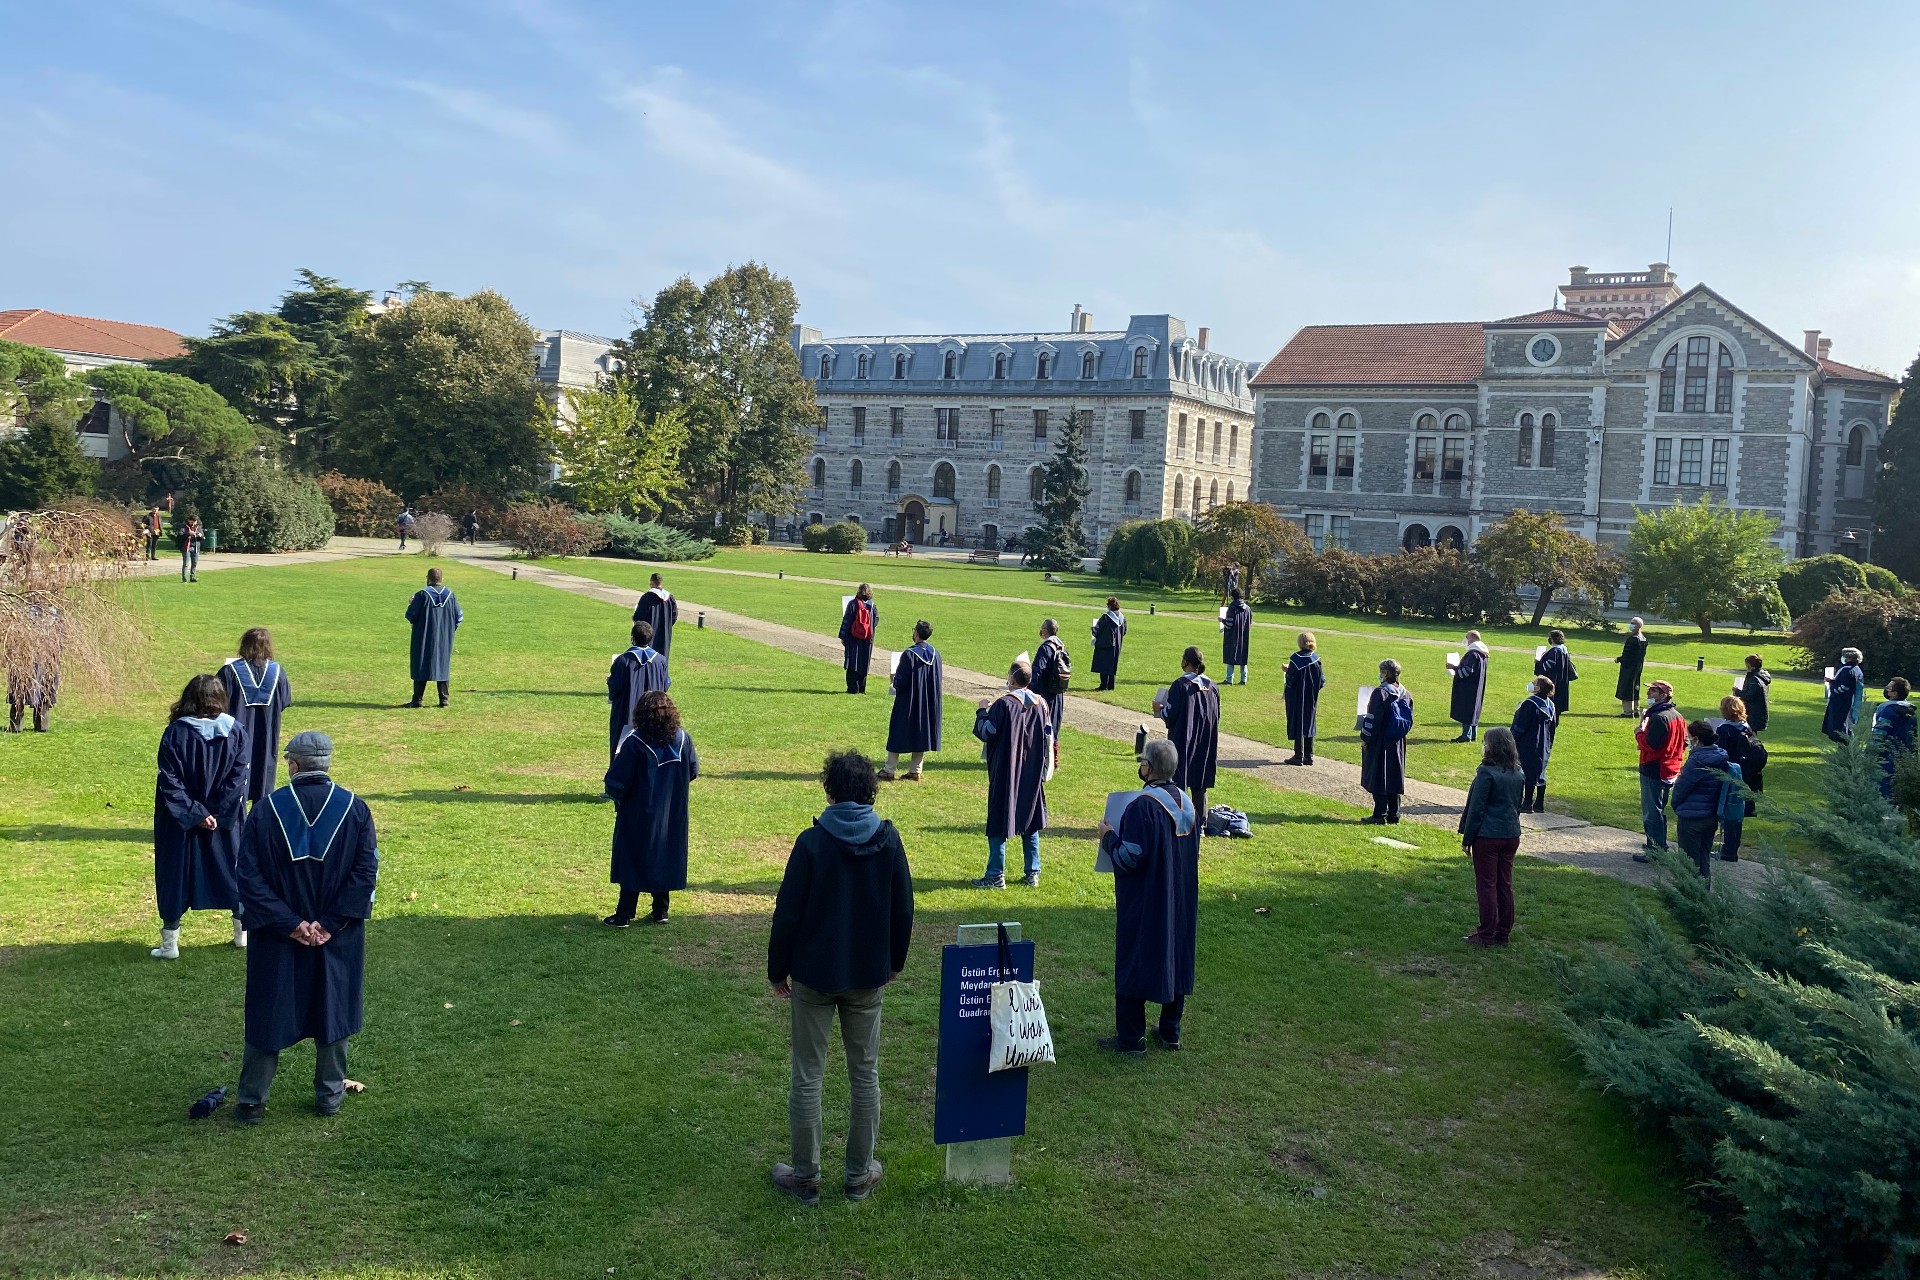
[1872,351,1920,583]
[84,365,262,495]
[551,384,687,516]
[1626,495,1786,636]
[0,418,98,509]
[1034,408,1091,571]
[1473,508,1622,626]
[1194,500,1310,599]
[0,339,89,435]
[612,263,813,524]
[332,289,548,499]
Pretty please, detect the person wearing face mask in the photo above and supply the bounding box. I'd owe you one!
[1613,618,1648,717]
[1511,675,1557,813]
[1096,738,1199,1055]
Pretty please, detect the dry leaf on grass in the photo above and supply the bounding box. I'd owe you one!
[222,1230,249,1246]
[342,1079,366,1094]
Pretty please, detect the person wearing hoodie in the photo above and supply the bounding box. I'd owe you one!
[1823,647,1866,743]
[767,750,915,1207]
[1613,618,1649,717]
[1871,677,1917,800]
[1510,676,1557,813]
[1714,696,1763,862]
[602,691,698,927]
[151,673,251,959]
[1669,720,1733,879]
[1449,632,1490,743]
[1735,653,1772,735]
[1632,681,1686,862]
[1534,630,1577,716]
[1283,632,1325,765]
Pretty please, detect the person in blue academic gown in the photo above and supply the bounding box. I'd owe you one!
[1534,630,1578,715]
[882,620,942,781]
[970,661,1051,889]
[633,573,678,664]
[1449,633,1490,742]
[1157,647,1220,821]
[405,568,462,707]
[220,627,292,805]
[1360,659,1414,825]
[1220,589,1252,685]
[1511,676,1558,813]
[232,730,379,1124]
[1871,677,1916,800]
[839,584,878,694]
[603,691,699,926]
[151,673,251,959]
[1090,597,1127,690]
[1284,631,1324,765]
[606,620,671,762]
[1096,738,1199,1055]
[1824,647,1866,743]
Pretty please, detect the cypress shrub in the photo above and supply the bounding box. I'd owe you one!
[1779,554,1869,617]
[596,515,716,562]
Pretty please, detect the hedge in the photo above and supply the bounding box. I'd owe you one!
[501,500,609,559]
[317,471,402,538]
[1101,518,1201,588]
[189,454,334,552]
[1790,587,1920,683]
[596,515,716,562]
[1778,554,1869,618]
[801,521,866,554]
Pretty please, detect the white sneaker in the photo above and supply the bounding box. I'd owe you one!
[232,918,248,949]
[150,928,180,960]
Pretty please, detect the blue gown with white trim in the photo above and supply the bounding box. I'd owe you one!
[220,658,292,803]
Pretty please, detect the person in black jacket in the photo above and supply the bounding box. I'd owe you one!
[1735,653,1771,735]
[1458,727,1526,947]
[768,750,915,1207]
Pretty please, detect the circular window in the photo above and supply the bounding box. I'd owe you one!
[1527,335,1560,367]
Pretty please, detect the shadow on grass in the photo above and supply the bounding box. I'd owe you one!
[702,770,822,783]
[0,825,150,843]
[358,790,605,806]
[301,698,413,710]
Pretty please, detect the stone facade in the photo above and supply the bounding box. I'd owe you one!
[790,308,1256,548]
[1250,268,1898,560]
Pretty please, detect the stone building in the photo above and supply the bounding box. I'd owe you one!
[791,307,1258,548]
[1248,265,1897,560]
[0,308,187,460]
[533,328,619,421]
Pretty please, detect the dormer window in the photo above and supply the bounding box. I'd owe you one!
[856,352,870,379]
[1036,351,1052,380]
[1081,351,1096,379]
[943,351,957,378]
[1132,347,1149,377]
[894,353,908,379]
[818,353,833,379]
[995,351,1008,379]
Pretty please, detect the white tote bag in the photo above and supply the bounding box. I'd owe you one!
[988,923,1056,1072]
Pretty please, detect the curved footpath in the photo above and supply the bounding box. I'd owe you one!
[441,544,1769,893]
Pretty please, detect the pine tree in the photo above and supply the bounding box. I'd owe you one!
[1034,407,1090,571]
[1872,351,1920,583]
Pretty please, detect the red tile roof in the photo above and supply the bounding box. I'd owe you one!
[1488,309,1604,326]
[1249,322,1485,388]
[1818,356,1897,386]
[0,308,187,362]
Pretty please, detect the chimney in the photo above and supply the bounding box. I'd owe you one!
[1804,329,1821,357]
[1818,337,1833,363]
[1198,327,1210,350]
[1070,304,1082,333]
[1080,310,1094,333]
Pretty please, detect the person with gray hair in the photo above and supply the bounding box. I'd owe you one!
[1360,658,1414,824]
[1096,736,1199,1055]
[1613,617,1649,718]
[1824,647,1867,744]
[232,729,380,1125]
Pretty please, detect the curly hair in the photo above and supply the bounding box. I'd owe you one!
[631,690,681,745]
[821,749,879,805]
[169,673,228,722]
[1481,726,1521,771]
[238,627,274,662]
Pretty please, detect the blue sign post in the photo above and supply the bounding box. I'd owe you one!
[935,921,1033,1182]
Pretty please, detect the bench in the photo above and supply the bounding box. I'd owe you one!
[884,541,914,557]
[967,549,1001,564]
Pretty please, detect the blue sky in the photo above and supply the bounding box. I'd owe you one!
[5,0,1918,373]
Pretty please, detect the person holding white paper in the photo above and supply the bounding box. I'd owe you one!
[1096,738,1198,1055]
[881,621,941,781]
[1449,631,1490,743]
[1823,647,1866,743]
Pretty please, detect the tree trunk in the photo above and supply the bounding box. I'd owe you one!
[1530,585,1554,627]
[1697,615,1714,637]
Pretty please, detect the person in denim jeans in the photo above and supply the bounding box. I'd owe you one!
[1632,681,1685,863]
[767,751,914,1205]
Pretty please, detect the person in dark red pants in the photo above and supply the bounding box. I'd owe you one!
[1457,727,1527,947]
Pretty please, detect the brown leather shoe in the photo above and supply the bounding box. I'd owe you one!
[770,1163,820,1206]
[877,770,897,782]
[845,1159,884,1201]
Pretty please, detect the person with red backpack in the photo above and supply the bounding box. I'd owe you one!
[838,584,878,694]
[1631,680,1686,861]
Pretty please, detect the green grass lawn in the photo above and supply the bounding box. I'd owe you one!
[553,550,1833,837]
[0,557,1730,1278]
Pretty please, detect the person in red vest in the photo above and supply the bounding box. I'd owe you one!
[1631,680,1686,862]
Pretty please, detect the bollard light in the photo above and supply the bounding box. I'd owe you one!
[1134,724,1149,758]
[511,567,518,580]
[1149,603,1156,616]
[698,611,706,629]
[1696,657,1704,671]
[778,570,784,579]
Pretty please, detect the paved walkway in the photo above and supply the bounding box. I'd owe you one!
[443,544,1764,891]
[125,535,415,578]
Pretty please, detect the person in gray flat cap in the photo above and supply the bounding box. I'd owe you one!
[232,730,380,1125]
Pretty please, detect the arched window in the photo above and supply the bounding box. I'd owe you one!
[1847,425,1867,467]
[1517,412,1535,467]
[986,465,1001,501]
[1226,482,1235,504]
[1028,467,1044,503]
[1172,474,1184,510]
[1132,347,1149,377]
[1081,351,1096,378]
[1124,470,1141,502]
[811,458,825,491]
[1417,412,1437,433]
[856,352,870,378]
[809,511,824,527]
[1436,525,1466,550]
[1443,413,1466,431]
[1189,475,1201,515]
[1207,479,1219,510]
[893,352,908,379]
[1336,411,1356,433]
[1402,524,1432,551]
[943,350,957,378]
[933,462,955,499]
[887,460,902,493]
[1311,411,1330,433]
[1036,351,1051,379]
[1683,336,1712,411]
[845,513,861,527]
[995,351,1008,379]
[1659,345,1678,412]
[1229,423,1239,464]
[1715,344,1735,413]
[1538,412,1556,467]
[818,353,832,379]
[850,459,863,492]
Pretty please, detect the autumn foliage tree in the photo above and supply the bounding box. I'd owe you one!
[1194,500,1310,599]
[1473,509,1621,626]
